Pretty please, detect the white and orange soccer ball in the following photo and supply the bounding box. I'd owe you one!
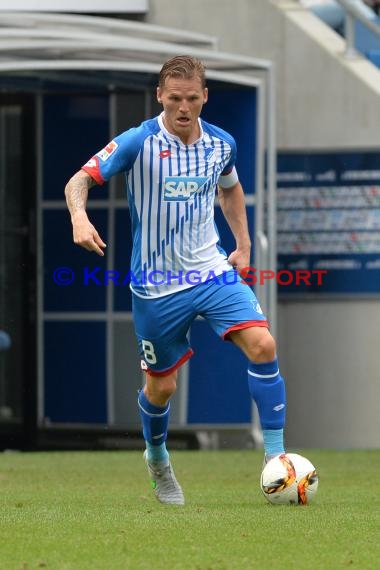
[260,453,319,505]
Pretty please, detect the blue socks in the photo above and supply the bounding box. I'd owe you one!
[138,360,286,462]
[261,429,285,458]
[138,390,170,465]
[248,358,286,456]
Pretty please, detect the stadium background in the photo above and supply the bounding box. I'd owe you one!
[0,0,379,451]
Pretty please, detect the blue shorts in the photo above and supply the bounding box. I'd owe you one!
[132,271,268,376]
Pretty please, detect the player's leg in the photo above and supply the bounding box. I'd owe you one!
[228,326,286,462]
[196,273,286,461]
[138,369,184,505]
[138,370,177,465]
[133,290,194,505]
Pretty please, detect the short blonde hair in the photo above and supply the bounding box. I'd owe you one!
[158,56,206,89]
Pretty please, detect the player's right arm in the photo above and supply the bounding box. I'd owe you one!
[65,123,149,255]
[64,170,107,256]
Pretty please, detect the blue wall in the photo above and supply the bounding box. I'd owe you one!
[43,94,109,423]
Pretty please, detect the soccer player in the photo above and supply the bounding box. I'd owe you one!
[65,56,286,505]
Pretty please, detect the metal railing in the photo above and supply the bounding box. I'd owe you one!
[336,0,380,58]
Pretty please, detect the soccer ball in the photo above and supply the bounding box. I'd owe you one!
[260,453,318,505]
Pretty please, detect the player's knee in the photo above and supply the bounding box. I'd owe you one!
[157,379,177,401]
[250,330,277,363]
[145,373,177,405]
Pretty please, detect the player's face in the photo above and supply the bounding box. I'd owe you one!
[157,76,208,145]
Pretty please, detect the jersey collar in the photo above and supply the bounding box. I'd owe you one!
[158,112,204,146]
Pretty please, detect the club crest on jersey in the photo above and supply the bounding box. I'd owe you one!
[163,176,208,201]
[204,147,215,162]
[97,140,118,161]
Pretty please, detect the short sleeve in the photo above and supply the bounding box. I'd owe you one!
[81,120,157,184]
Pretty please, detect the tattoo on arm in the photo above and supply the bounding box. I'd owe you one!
[65,171,97,215]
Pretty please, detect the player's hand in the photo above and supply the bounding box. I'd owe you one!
[228,248,251,275]
[71,211,107,256]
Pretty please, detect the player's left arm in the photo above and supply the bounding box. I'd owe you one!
[217,181,251,273]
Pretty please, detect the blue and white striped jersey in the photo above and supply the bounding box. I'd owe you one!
[82,113,239,298]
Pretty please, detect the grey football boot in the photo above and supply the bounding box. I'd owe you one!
[144,451,185,505]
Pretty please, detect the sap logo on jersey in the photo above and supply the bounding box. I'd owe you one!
[164,176,208,201]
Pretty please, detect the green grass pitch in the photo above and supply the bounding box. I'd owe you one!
[0,449,379,569]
